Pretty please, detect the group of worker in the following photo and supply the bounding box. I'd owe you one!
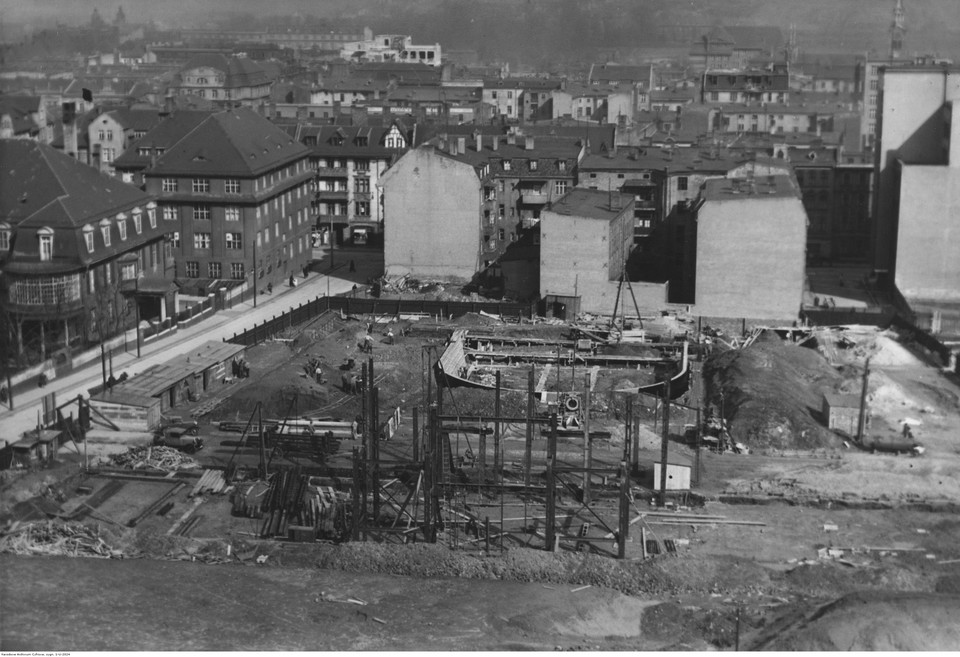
[359,325,398,353]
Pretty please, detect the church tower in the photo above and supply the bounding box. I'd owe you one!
[890,0,906,59]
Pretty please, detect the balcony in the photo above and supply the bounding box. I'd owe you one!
[314,189,349,201]
[519,190,549,205]
[314,166,348,177]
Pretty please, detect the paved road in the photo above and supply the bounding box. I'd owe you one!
[0,270,363,443]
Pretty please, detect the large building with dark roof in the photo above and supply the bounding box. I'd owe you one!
[171,54,275,107]
[0,140,171,363]
[139,107,313,296]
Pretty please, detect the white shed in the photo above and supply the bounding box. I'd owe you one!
[652,453,693,491]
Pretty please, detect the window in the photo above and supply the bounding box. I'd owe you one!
[98,130,105,140]
[82,226,94,252]
[163,206,178,222]
[121,262,136,280]
[224,207,241,222]
[194,232,211,249]
[192,178,210,193]
[102,148,114,163]
[529,160,538,171]
[193,205,211,221]
[555,180,568,195]
[161,178,178,192]
[225,232,242,250]
[88,270,96,294]
[186,261,200,278]
[224,178,241,194]
[355,178,370,193]
[100,222,111,247]
[677,176,689,191]
[170,232,180,248]
[118,219,127,241]
[869,79,878,91]
[503,160,511,171]
[230,262,245,279]
[39,232,53,261]
[356,201,370,216]
[558,161,566,172]
[355,159,369,171]
[208,262,222,278]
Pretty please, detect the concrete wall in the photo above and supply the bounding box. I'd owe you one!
[896,165,960,301]
[540,200,666,315]
[694,195,806,321]
[382,147,481,282]
[874,69,960,272]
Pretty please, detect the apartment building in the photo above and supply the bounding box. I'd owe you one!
[170,54,275,107]
[701,65,789,105]
[87,108,164,176]
[140,108,313,296]
[1,140,170,362]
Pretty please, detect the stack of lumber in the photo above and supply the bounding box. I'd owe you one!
[191,469,227,496]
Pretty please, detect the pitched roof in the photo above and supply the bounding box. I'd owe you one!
[588,63,653,84]
[113,110,215,169]
[1,140,152,230]
[144,107,309,176]
[106,107,165,132]
[180,53,274,88]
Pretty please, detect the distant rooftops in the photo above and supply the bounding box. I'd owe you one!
[549,187,631,220]
[701,174,799,201]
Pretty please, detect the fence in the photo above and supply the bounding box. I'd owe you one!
[226,295,536,347]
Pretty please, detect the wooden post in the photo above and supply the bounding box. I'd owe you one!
[856,357,871,444]
[524,366,534,487]
[351,447,362,540]
[624,395,633,463]
[494,370,501,473]
[582,373,591,504]
[618,460,630,559]
[694,405,701,486]
[479,415,487,485]
[640,526,648,559]
[544,411,557,552]
[412,407,420,462]
[485,517,491,554]
[631,404,640,474]
[659,376,671,507]
[372,386,380,522]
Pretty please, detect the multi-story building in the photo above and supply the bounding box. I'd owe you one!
[340,34,442,67]
[708,103,830,135]
[170,54,275,107]
[309,77,391,108]
[0,95,53,143]
[701,65,789,105]
[551,82,634,127]
[539,188,666,316]
[380,133,584,286]
[113,111,214,187]
[873,66,960,338]
[289,122,413,246]
[87,108,165,176]
[693,175,807,321]
[0,140,171,363]
[180,26,373,52]
[587,63,654,111]
[140,107,313,296]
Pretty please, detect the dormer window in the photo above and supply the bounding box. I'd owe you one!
[100,218,112,247]
[83,224,95,252]
[558,160,567,172]
[0,222,10,251]
[529,160,538,171]
[117,213,128,241]
[146,202,157,228]
[503,160,512,171]
[38,227,54,261]
[132,208,142,234]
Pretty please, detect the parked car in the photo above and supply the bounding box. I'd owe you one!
[154,419,203,453]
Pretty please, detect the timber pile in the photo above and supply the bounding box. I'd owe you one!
[110,446,200,472]
[0,521,122,558]
[191,469,227,496]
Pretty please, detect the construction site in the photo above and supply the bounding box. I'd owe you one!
[3,299,960,651]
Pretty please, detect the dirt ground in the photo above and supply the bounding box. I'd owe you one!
[4,318,960,650]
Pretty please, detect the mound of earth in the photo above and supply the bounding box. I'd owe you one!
[749,591,960,651]
[702,332,845,450]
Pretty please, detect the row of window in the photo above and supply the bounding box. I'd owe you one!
[184,261,245,279]
[187,232,243,250]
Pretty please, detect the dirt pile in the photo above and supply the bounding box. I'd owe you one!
[702,332,845,450]
[750,591,960,650]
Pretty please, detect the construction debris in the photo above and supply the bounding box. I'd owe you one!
[0,521,121,558]
[109,446,200,472]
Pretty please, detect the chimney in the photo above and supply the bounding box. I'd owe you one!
[457,136,466,155]
[507,133,516,145]
[62,102,78,158]
[524,135,534,150]
[492,135,499,151]
[476,132,482,152]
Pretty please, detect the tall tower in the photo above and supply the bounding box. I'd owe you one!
[890,0,906,59]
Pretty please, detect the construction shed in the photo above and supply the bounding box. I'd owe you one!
[822,392,862,437]
[8,429,63,467]
[101,341,246,413]
[653,452,693,491]
[88,390,163,432]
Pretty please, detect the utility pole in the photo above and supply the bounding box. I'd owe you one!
[856,357,871,444]
[658,376,671,507]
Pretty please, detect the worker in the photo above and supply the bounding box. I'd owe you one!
[315,364,324,384]
[385,327,395,345]
[363,333,374,353]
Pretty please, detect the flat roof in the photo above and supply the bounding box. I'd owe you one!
[701,174,799,201]
[107,341,246,399]
[547,187,631,221]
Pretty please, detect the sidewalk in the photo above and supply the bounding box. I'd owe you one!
[0,270,362,443]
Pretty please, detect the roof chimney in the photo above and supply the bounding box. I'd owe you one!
[492,135,499,151]
[457,136,466,155]
[507,133,516,145]
[62,102,78,158]
[476,132,482,152]
[524,135,534,150]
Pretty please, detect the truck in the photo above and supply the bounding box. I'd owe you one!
[154,419,204,453]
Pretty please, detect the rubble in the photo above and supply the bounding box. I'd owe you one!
[109,446,201,472]
[0,521,121,558]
